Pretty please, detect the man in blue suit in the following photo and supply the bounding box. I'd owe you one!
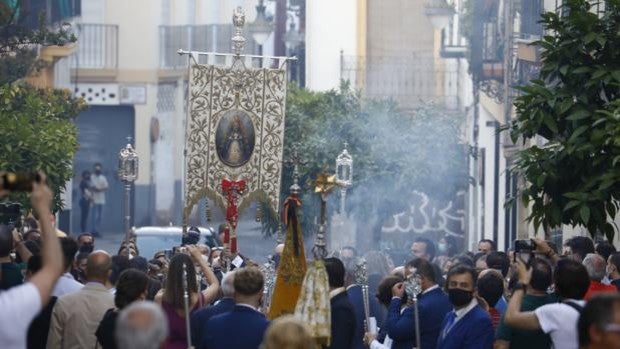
[436,264,494,349]
[191,271,236,347]
[200,267,269,349]
[343,257,370,349]
[385,258,452,349]
[325,257,357,349]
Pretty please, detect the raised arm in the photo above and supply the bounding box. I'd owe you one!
[504,259,540,331]
[189,245,220,304]
[28,178,64,306]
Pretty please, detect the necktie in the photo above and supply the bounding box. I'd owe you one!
[442,311,457,340]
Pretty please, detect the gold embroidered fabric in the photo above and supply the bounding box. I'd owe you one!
[294,260,331,346]
[267,201,307,320]
[184,61,288,224]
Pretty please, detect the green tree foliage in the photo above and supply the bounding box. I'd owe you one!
[508,0,620,240]
[262,83,467,239]
[0,1,75,84]
[0,1,84,212]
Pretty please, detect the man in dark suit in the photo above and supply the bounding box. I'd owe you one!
[436,265,494,349]
[200,267,269,349]
[385,258,452,349]
[191,270,236,347]
[324,257,357,349]
[342,257,368,349]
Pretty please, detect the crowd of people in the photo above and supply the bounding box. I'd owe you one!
[2,178,620,349]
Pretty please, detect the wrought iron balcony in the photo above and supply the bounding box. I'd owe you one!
[340,54,461,110]
[70,24,118,69]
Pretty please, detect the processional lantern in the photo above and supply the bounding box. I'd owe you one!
[117,138,139,245]
[335,142,353,214]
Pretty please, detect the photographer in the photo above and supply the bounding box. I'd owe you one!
[505,257,590,349]
[0,223,33,289]
[0,174,64,347]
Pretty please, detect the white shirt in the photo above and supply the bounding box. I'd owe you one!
[52,272,83,297]
[422,284,440,295]
[90,174,108,204]
[454,297,478,324]
[0,282,42,349]
[535,300,585,349]
[370,336,393,349]
[330,287,346,298]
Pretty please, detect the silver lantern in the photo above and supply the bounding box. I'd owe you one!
[335,142,353,214]
[118,139,139,246]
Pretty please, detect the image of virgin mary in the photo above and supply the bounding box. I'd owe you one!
[215,110,255,167]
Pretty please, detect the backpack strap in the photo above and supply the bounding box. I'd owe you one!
[563,300,584,313]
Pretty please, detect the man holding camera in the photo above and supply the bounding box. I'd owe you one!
[505,244,590,349]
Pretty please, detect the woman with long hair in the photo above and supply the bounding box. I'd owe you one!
[155,245,220,349]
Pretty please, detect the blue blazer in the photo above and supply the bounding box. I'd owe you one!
[191,297,236,347]
[385,287,452,349]
[435,304,494,349]
[327,291,357,349]
[347,285,366,349]
[199,305,269,349]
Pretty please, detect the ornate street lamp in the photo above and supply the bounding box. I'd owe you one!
[118,137,139,246]
[424,0,455,30]
[248,0,273,56]
[335,142,353,214]
[284,21,302,52]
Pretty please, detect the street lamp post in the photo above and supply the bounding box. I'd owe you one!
[118,138,139,246]
[424,0,456,30]
[248,0,273,58]
[284,20,303,81]
[335,142,353,215]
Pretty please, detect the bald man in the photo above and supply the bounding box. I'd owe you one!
[47,251,114,349]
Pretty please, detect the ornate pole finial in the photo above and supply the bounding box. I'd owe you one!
[232,7,246,56]
[284,143,307,195]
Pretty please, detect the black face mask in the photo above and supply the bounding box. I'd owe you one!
[79,243,94,253]
[448,288,473,307]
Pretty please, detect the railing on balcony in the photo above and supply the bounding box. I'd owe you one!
[521,0,544,39]
[71,24,118,69]
[159,24,257,69]
[341,54,461,110]
[15,0,81,29]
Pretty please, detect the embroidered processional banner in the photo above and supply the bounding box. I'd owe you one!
[183,57,288,224]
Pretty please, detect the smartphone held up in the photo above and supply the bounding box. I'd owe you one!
[0,172,43,192]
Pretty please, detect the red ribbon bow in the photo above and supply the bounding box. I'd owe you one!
[221,178,246,230]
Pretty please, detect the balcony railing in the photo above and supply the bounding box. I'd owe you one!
[159,24,256,69]
[71,24,118,69]
[341,54,461,110]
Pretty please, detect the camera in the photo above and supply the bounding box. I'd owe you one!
[0,203,22,228]
[172,246,189,256]
[514,239,535,264]
[0,172,42,192]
